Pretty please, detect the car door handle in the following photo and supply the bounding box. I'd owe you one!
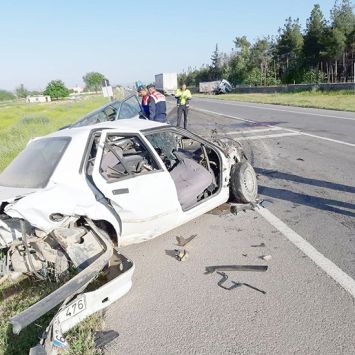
[112,188,129,195]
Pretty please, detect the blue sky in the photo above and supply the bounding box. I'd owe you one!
[0,0,337,91]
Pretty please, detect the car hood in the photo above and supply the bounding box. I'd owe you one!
[0,186,38,203]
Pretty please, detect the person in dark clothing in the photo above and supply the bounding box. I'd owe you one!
[147,84,167,122]
[137,86,150,118]
[175,83,192,129]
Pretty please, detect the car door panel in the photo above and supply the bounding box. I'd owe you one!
[92,130,181,243]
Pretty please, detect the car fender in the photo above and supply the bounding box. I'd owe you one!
[4,183,121,241]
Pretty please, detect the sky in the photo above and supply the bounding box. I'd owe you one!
[0,0,337,91]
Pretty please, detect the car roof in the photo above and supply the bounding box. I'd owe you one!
[46,118,168,140]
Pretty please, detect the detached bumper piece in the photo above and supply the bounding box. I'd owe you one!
[10,219,134,355]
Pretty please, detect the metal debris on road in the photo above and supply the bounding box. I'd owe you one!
[205,265,268,274]
[175,249,189,261]
[216,272,241,290]
[216,272,266,294]
[251,242,266,248]
[176,234,197,247]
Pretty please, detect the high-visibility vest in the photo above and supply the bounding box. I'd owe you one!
[175,89,192,105]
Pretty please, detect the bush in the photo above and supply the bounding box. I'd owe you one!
[301,69,326,84]
[43,80,70,100]
[0,90,15,101]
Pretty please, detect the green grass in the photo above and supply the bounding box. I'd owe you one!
[0,277,102,355]
[0,96,107,171]
[195,90,355,112]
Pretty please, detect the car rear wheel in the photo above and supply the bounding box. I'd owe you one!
[230,160,258,203]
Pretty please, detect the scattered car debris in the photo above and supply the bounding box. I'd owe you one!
[216,272,266,294]
[259,255,272,261]
[175,249,189,261]
[251,242,266,248]
[259,199,273,208]
[208,203,231,215]
[205,265,268,274]
[230,201,258,215]
[216,272,240,290]
[242,282,266,294]
[176,234,197,247]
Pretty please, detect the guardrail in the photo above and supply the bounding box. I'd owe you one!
[190,82,355,94]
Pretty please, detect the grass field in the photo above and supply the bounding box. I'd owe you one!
[0,95,112,354]
[0,277,102,355]
[196,90,355,112]
[0,96,108,171]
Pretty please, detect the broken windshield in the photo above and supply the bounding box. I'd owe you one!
[0,137,70,188]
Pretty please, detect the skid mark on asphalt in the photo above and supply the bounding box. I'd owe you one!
[193,107,355,148]
[257,206,355,298]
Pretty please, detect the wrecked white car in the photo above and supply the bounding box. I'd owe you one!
[0,118,257,353]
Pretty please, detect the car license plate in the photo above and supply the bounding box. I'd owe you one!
[62,296,86,321]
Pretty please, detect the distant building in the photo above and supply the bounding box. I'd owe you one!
[26,95,51,103]
[70,86,84,94]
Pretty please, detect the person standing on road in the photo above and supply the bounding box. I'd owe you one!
[137,85,150,119]
[175,83,192,129]
[147,84,167,123]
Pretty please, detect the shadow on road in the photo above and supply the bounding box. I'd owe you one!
[259,185,355,217]
[255,167,355,194]
[256,167,355,217]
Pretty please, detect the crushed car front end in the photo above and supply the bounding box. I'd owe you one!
[0,130,135,354]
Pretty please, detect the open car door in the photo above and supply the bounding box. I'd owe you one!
[91,129,181,244]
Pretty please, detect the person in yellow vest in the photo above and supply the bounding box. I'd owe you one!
[175,83,192,129]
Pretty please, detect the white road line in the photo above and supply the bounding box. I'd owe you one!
[194,98,355,121]
[257,207,355,298]
[194,107,355,148]
[283,128,355,148]
[235,132,301,140]
[194,107,256,123]
[225,127,282,135]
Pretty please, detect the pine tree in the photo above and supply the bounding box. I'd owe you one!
[210,44,221,80]
[303,4,326,67]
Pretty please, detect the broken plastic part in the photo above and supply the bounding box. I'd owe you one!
[175,234,197,247]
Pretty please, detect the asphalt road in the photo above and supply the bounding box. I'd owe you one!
[104,98,355,354]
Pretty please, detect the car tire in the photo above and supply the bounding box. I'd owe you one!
[230,160,258,203]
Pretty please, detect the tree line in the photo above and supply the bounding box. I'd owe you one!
[179,0,355,87]
[0,72,106,101]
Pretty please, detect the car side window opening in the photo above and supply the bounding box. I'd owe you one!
[145,131,221,210]
[118,96,143,120]
[98,135,160,182]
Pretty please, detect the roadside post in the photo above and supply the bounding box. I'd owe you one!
[102,78,114,102]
